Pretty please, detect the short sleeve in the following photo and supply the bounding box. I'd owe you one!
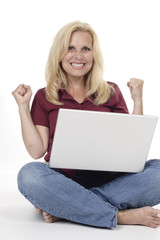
[108,83,129,114]
[31,90,49,127]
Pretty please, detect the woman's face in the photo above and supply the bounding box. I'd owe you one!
[62,31,94,82]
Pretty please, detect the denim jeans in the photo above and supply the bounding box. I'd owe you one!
[17,159,160,228]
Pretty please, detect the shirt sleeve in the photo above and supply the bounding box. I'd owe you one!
[31,90,49,127]
[108,83,129,114]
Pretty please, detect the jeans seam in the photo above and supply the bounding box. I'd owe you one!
[19,188,76,220]
[19,186,117,228]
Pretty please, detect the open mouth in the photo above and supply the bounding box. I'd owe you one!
[70,62,85,69]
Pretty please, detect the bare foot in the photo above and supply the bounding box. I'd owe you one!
[35,207,62,223]
[117,206,160,228]
[35,207,43,214]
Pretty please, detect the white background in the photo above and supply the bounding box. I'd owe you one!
[0,0,160,176]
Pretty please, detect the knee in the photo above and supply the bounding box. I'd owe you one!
[17,162,44,193]
[144,159,160,184]
[145,159,160,169]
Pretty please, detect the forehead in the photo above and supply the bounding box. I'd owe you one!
[69,31,93,46]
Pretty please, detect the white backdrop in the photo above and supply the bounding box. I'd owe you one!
[0,0,160,175]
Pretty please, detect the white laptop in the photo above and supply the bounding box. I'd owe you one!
[49,109,158,172]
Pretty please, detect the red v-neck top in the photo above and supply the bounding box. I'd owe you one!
[31,82,129,177]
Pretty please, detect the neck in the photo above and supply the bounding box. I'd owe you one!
[67,77,85,91]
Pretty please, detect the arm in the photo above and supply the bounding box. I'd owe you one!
[127,78,144,115]
[12,84,49,159]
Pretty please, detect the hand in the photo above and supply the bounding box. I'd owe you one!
[127,78,144,102]
[12,84,32,108]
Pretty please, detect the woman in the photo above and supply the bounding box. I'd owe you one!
[12,21,160,228]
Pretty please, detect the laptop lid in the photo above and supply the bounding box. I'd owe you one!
[49,109,158,172]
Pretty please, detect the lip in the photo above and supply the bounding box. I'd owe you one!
[70,62,86,69]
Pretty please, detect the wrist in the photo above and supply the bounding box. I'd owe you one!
[132,99,143,115]
[133,98,143,105]
[18,104,30,114]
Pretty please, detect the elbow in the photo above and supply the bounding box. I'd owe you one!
[32,154,43,160]
[26,142,47,160]
[31,152,46,160]
[27,146,47,160]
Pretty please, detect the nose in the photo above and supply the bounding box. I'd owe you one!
[74,50,84,60]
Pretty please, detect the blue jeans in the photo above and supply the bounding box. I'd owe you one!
[17,159,160,228]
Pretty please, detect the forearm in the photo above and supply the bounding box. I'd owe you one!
[132,99,143,115]
[19,106,47,159]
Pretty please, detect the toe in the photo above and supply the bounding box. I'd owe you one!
[35,207,42,214]
[42,212,53,222]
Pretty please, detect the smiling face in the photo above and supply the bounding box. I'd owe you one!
[61,31,94,83]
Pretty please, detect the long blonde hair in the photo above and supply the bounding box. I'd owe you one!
[45,21,114,105]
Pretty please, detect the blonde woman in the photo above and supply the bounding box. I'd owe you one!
[12,21,160,228]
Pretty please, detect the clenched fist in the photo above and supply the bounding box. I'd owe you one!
[12,84,32,108]
[127,78,144,102]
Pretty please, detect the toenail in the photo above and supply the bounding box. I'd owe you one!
[157,214,160,218]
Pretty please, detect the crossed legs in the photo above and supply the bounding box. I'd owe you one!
[18,159,160,228]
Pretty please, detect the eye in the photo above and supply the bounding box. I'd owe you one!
[83,46,91,51]
[68,46,74,51]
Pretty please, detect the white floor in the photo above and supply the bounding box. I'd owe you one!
[1,172,160,240]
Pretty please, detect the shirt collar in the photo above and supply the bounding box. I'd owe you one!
[58,88,95,103]
[59,88,73,100]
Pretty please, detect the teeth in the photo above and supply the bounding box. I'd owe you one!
[71,63,84,68]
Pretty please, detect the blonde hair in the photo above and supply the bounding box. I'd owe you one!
[45,21,114,105]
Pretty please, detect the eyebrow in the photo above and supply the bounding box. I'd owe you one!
[68,45,92,48]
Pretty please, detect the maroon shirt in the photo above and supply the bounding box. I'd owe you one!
[31,82,129,177]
